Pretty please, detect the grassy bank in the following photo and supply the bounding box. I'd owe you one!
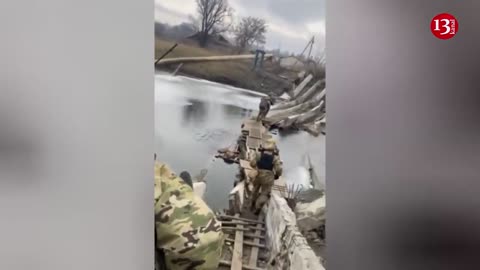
[155,39,290,94]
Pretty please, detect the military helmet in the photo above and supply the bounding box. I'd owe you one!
[262,138,276,151]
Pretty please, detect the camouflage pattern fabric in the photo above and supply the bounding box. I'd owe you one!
[154,161,224,270]
[250,140,282,177]
[256,97,271,122]
[250,146,283,212]
[262,137,279,155]
[251,169,275,211]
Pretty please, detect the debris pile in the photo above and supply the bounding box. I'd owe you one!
[215,147,240,164]
[265,73,326,135]
[295,191,326,265]
[215,117,327,269]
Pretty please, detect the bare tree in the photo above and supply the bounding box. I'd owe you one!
[234,16,267,51]
[195,0,232,47]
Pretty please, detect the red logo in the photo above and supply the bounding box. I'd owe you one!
[431,13,458,40]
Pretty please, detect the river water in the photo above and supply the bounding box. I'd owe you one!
[155,72,325,210]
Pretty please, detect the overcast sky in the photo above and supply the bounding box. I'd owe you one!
[155,0,325,55]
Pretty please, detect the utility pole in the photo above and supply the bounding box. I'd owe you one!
[291,36,315,69]
[307,36,315,60]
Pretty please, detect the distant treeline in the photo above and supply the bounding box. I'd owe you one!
[155,22,196,41]
[154,21,294,57]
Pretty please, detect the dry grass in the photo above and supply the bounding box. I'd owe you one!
[155,39,221,59]
[155,38,290,93]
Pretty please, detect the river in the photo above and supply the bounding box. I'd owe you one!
[155,72,325,210]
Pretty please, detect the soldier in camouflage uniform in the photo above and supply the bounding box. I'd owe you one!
[249,138,283,214]
[154,160,224,270]
[256,96,273,122]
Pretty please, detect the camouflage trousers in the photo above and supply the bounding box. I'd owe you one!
[251,169,275,212]
[256,104,270,122]
[155,162,224,270]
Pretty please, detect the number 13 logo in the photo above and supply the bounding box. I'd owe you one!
[431,13,458,40]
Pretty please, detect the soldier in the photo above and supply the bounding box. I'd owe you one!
[154,158,224,270]
[256,95,274,122]
[249,138,283,215]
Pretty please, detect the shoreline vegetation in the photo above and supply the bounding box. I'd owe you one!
[155,39,308,96]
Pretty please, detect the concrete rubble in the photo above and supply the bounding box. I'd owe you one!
[295,194,326,233]
[265,193,325,270]
[265,73,326,134]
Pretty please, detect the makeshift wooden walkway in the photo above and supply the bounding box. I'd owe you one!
[218,214,268,270]
[224,119,289,214]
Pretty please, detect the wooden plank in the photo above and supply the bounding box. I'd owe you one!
[219,260,264,270]
[292,74,313,98]
[246,137,261,149]
[242,120,257,131]
[225,238,266,249]
[249,127,262,139]
[222,227,250,232]
[222,226,266,232]
[249,215,264,267]
[218,215,265,225]
[242,233,265,240]
[231,214,243,270]
[221,220,254,226]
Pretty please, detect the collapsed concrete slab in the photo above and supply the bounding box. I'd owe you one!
[265,193,325,270]
[295,194,326,233]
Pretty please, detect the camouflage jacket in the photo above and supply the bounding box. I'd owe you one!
[154,162,224,270]
[250,150,283,177]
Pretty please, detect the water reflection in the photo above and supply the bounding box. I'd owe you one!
[182,99,208,125]
[155,73,325,210]
[222,104,252,118]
